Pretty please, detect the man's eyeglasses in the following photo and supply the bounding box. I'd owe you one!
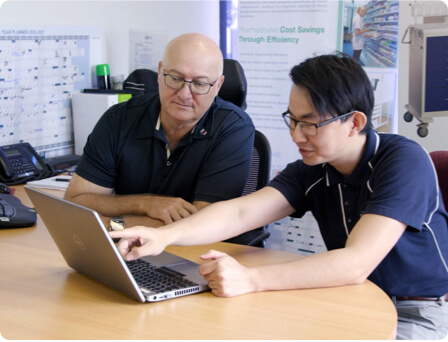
[162,70,219,95]
[282,110,357,136]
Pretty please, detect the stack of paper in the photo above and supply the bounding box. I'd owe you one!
[26,175,72,190]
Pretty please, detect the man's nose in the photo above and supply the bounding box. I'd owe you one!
[178,81,194,97]
[290,125,308,143]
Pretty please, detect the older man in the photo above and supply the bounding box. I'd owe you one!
[65,33,254,229]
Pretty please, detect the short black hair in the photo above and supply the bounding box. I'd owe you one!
[289,52,374,133]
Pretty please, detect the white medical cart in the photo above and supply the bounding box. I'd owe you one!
[403,22,448,137]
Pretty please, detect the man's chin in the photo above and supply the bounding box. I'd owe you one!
[300,155,321,166]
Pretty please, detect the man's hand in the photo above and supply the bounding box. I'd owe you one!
[109,226,167,260]
[199,250,256,297]
[65,174,202,225]
[143,196,198,224]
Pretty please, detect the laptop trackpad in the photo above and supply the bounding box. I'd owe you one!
[166,262,197,274]
[141,252,200,271]
[140,252,205,284]
[166,262,205,284]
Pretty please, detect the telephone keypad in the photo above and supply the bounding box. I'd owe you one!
[10,157,37,177]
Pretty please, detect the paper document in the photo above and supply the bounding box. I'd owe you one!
[26,175,72,190]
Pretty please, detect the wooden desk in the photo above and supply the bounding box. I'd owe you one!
[0,186,397,340]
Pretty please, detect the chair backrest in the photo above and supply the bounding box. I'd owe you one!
[123,59,247,101]
[242,130,272,196]
[430,151,448,210]
[225,130,272,247]
[218,59,248,109]
[217,59,272,247]
[123,68,158,95]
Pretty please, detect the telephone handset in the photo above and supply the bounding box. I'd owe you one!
[0,143,53,185]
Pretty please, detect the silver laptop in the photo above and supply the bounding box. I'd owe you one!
[25,186,209,302]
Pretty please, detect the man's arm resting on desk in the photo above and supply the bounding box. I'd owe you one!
[64,174,209,225]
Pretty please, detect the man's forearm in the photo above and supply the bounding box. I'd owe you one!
[160,187,293,247]
[68,192,209,226]
[250,249,366,294]
[67,193,153,217]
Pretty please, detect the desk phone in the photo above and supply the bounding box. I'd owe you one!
[0,143,52,185]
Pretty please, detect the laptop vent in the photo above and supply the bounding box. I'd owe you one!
[175,286,200,296]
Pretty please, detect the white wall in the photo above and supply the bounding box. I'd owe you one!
[0,0,220,77]
[398,0,448,152]
[1,0,447,153]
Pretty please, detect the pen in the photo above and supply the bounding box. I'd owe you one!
[55,178,71,182]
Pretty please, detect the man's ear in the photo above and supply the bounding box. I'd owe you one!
[157,61,163,85]
[214,74,225,95]
[349,111,367,136]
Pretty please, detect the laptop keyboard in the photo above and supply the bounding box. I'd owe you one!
[126,259,198,293]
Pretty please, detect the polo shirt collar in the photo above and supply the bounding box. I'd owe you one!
[137,95,217,141]
[324,130,379,187]
[137,95,161,139]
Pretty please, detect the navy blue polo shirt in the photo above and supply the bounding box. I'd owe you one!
[76,94,255,203]
[270,130,448,297]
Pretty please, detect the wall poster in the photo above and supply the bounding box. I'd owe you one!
[129,30,167,73]
[234,0,399,256]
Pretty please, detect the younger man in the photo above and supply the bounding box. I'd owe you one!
[111,53,448,340]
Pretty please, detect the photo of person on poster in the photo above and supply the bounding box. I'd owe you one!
[352,5,370,62]
[342,1,398,68]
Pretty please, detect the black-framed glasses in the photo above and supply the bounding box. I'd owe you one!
[162,69,219,95]
[282,110,357,136]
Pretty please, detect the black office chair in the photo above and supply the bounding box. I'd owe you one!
[123,68,159,95]
[224,130,272,247]
[219,59,272,247]
[219,59,248,110]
